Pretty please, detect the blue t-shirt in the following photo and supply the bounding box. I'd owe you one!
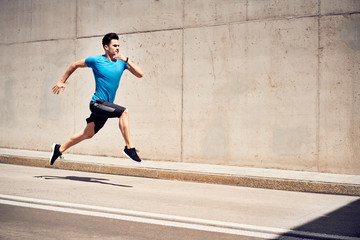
[85,55,128,103]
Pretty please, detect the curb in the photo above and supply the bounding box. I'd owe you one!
[0,155,359,196]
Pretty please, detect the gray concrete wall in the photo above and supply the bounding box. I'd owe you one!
[1,0,359,174]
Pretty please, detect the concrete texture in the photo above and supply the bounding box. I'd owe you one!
[183,17,319,170]
[321,0,360,15]
[184,0,247,27]
[77,0,183,36]
[0,0,76,43]
[319,14,360,173]
[0,0,359,175]
[0,39,76,150]
[0,148,359,196]
[247,0,318,20]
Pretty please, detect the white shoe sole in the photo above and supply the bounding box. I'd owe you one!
[50,143,63,165]
[49,143,57,165]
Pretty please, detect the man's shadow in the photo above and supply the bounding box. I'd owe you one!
[34,175,133,188]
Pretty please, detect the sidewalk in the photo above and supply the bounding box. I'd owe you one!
[0,147,359,196]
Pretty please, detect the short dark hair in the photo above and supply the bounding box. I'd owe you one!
[102,33,119,47]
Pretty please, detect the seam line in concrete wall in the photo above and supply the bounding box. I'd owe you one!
[180,0,185,162]
[316,0,321,172]
[245,0,249,21]
[183,12,360,30]
[2,12,360,46]
[114,28,184,37]
[75,0,78,39]
[0,37,75,46]
[74,0,78,138]
[30,0,33,41]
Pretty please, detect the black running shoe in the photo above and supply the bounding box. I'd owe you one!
[50,143,62,165]
[123,146,142,162]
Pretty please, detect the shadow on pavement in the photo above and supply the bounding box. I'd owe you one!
[275,199,360,239]
[34,175,133,188]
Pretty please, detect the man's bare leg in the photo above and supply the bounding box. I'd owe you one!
[120,110,141,162]
[59,122,96,153]
[119,110,133,149]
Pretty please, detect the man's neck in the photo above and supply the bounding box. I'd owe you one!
[105,53,115,62]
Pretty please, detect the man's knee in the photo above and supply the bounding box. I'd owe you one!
[84,123,96,139]
[85,131,95,139]
[121,109,129,118]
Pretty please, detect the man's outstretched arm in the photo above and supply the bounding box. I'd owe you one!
[52,59,87,95]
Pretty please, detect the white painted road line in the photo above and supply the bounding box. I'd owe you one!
[0,194,359,240]
[0,199,278,239]
[0,194,282,233]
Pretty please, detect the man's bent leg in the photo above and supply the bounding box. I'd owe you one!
[59,122,96,153]
[118,109,142,162]
[119,109,133,149]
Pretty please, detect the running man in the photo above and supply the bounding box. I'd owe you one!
[50,33,144,165]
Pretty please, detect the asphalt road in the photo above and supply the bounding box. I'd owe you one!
[0,164,359,239]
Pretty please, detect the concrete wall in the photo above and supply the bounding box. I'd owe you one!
[0,0,359,174]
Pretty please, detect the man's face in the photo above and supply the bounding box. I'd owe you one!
[105,39,120,55]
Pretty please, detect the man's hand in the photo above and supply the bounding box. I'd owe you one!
[52,59,87,95]
[52,81,66,95]
[113,53,127,62]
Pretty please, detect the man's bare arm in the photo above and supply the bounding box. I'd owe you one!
[113,53,144,78]
[127,60,144,78]
[52,59,87,95]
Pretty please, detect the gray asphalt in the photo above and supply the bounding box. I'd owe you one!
[1,204,253,240]
[1,164,359,239]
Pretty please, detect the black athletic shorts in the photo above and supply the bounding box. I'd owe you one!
[86,99,126,133]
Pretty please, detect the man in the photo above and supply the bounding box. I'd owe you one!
[50,32,144,165]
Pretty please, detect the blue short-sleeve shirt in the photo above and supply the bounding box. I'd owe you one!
[85,55,128,103]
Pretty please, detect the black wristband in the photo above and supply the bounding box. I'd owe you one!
[125,57,129,63]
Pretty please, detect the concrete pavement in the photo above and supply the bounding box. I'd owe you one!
[0,148,359,196]
[1,164,359,239]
